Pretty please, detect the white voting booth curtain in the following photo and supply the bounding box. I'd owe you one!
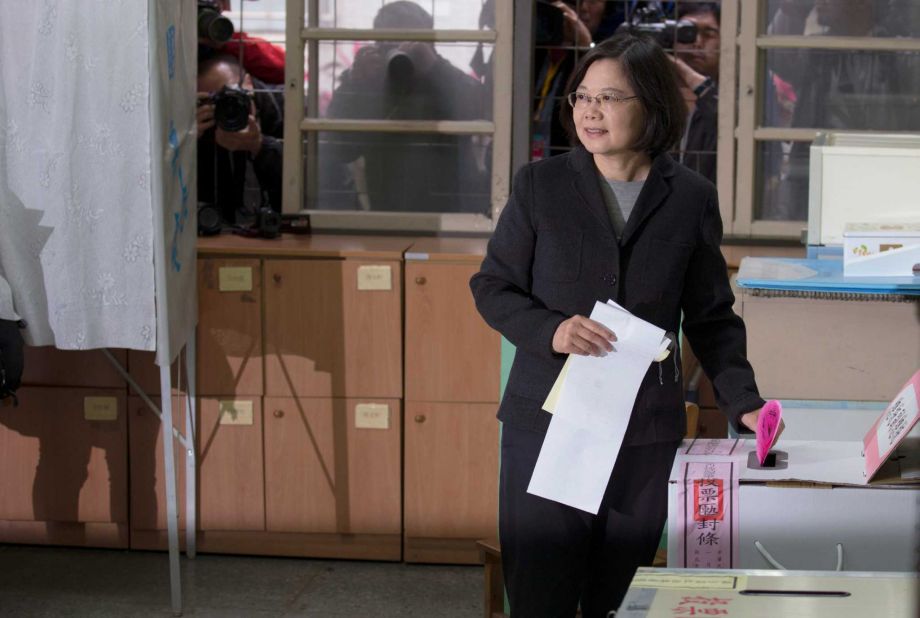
[0,0,196,365]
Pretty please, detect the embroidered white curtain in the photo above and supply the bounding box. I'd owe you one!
[0,1,157,350]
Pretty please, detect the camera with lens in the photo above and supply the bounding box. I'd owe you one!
[198,0,235,45]
[353,43,417,93]
[616,6,698,47]
[201,85,252,132]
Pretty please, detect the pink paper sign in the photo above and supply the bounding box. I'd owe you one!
[863,369,920,482]
[675,461,740,569]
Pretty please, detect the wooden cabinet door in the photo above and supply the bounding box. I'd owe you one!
[128,396,187,534]
[263,397,401,535]
[0,387,127,525]
[197,396,264,531]
[405,262,500,403]
[22,348,126,389]
[197,259,263,396]
[404,401,498,561]
[264,260,402,398]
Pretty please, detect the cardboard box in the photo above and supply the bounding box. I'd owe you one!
[667,439,919,572]
[668,372,920,573]
[616,568,919,618]
[808,132,920,247]
[740,293,919,402]
[843,223,920,277]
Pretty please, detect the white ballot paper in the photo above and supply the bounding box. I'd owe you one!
[527,301,670,514]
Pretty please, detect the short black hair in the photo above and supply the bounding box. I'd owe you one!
[373,1,433,29]
[198,54,241,80]
[678,1,721,22]
[559,32,687,158]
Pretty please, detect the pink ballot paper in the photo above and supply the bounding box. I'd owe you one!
[863,369,920,482]
[756,400,783,465]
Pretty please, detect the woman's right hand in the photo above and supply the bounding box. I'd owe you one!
[552,315,616,356]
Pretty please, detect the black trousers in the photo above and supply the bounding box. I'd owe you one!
[499,424,680,618]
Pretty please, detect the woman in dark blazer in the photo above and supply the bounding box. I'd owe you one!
[470,33,774,617]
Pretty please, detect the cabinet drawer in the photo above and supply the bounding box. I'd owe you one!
[264,259,402,398]
[264,397,401,535]
[197,259,263,396]
[405,262,499,403]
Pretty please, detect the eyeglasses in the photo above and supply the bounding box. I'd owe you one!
[567,91,638,110]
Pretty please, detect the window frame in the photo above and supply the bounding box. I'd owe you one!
[282,0,513,233]
[729,0,920,240]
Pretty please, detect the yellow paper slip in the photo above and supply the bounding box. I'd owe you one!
[542,346,669,415]
[542,355,572,414]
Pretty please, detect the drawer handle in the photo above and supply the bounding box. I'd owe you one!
[414,276,426,285]
[273,273,282,283]
[414,414,426,423]
[273,409,285,418]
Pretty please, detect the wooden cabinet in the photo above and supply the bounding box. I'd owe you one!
[260,397,401,559]
[405,260,500,403]
[23,348,126,389]
[404,401,499,563]
[197,258,263,396]
[403,239,501,564]
[191,235,411,560]
[127,395,187,550]
[0,387,128,548]
[263,259,402,398]
[197,396,265,531]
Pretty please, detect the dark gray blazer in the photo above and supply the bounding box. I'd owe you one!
[470,147,764,446]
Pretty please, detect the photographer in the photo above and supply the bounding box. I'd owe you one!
[533,1,622,160]
[198,0,286,85]
[672,2,721,184]
[197,55,283,225]
[321,1,489,213]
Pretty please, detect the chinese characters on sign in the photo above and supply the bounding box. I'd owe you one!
[670,595,733,615]
[679,461,738,568]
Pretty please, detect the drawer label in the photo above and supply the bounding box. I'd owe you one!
[219,400,254,425]
[219,267,253,292]
[84,397,118,421]
[355,403,389,429]
[357,265,392,291]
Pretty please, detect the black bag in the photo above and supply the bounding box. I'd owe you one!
[0,319,25,404]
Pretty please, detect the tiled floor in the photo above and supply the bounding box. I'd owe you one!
[0,545,483,617]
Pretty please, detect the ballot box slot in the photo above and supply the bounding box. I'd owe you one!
[739,589,851,597]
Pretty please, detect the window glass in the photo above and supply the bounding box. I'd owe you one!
[755,140,810,222]
[762,49,920,130]
[308,41,492,121]
[307,131,492,214]
[306,0,493,31]
[762,0,920,38]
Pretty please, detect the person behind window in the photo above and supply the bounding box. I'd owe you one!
[471,32,779,617]
[672,1,720,184]
[763,0,920,220]
[532,1,630,160]
[198,0,286,85]
[321,1,489,214]
[197,55,284,225]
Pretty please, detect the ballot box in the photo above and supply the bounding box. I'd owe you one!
[666,439,919,572]
[667,371,920,573]
[615,568,919,618]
